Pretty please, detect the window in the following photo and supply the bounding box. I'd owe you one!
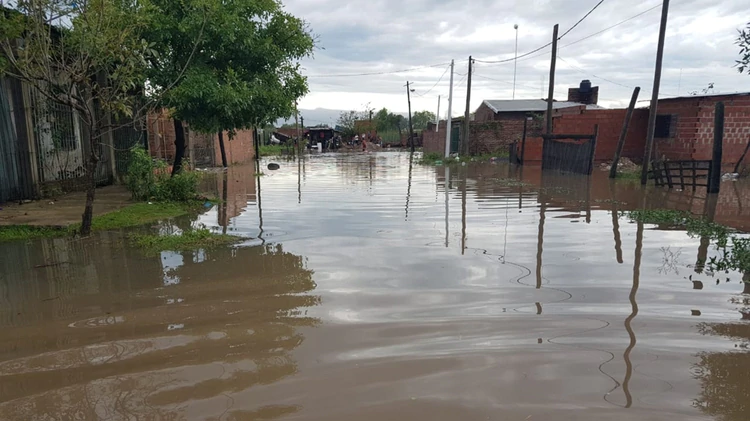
[655,115,674,138]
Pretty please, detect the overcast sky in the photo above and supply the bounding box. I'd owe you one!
[281,0,749,126]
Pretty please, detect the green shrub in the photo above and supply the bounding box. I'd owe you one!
[126,147,198,202]
[155,171,199,201]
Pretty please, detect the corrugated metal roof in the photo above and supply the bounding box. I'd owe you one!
[483,99,587,113]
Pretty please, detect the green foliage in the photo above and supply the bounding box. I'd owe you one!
[707,237,750,276]
[412,110,437,131]
[126,148,198,201]
[260,144,286,156]
[374,108,406,133]
[130,227,240,254]
[626,209,730,241]
[337,110,361,138]
[126,148,163,200]
[737,22,750,74]
[146,0,316,133]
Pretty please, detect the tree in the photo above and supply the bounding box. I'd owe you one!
[145,0,315,174]
[1,0,156,235]
[412,110,437,131]
[737,22,750,74]
[336,110,359,138]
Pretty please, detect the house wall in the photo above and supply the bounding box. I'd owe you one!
[654,95,750,171]
[146,110,256,167]
[537,108,650,163]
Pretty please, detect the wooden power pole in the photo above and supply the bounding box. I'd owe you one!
[406,81,415,153]
[640,0,671,185]
[545,24,559,136]
[610,87,641,179]
[462,56,473,156]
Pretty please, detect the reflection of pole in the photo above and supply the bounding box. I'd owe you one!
[623,219,643,408]
[696,193,719,273]
[536,198,546,289]
[298,150,302,204]
[461,166,467,255]
[256,162,265,244]
[219,172,228,234]
[610,181,623,264]
[405,152,414,220]
[445,166,450,247]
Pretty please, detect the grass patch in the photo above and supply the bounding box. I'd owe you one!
[0,225,69,242]
[0,201,199,242]
[615,169,642,180]
[130,227,241,254]
[86,202,192,231]
[259,144,286,156]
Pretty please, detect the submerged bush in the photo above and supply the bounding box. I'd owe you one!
[126,148,198,202]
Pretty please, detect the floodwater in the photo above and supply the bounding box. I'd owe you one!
[1,152,750,421]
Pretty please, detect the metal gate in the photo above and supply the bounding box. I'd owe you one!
[450,125,460,154]
[0,78,35,203]
[541,127,598,175]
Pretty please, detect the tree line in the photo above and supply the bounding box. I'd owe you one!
[0,0,315,235]
[336,107,436,139]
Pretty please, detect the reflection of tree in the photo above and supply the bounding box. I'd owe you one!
[0,243,319,420]
[693,322,750,421]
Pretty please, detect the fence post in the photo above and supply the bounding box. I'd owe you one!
[610,87,640,179]
[708,102,724,194]
[588,125,599,175]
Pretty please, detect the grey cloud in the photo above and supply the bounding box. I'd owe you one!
[283,0,750,114]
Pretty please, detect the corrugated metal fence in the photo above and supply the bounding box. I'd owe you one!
[1,76,145,203]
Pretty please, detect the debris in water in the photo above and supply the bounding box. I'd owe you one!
[268,163,280,170]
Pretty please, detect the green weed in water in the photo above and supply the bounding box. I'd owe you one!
[0,225,69,242]
[130,227,241,254]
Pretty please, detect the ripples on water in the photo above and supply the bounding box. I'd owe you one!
[1,152,750,420]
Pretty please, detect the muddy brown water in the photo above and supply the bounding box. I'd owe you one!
[1,152,750,420]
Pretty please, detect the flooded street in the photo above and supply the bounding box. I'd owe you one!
[2,151,750,420]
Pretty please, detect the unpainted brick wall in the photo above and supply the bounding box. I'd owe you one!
[146,110,256,167]
[546,108,650,163]
[655,95,750,171]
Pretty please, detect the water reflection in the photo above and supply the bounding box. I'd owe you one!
[3,153,750,420]
[695,322,750,421]
[0,236,319,420]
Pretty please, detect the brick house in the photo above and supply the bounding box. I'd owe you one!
[651,93,750,170]
[422,80,605,157]
[530,92,750,170]
[147,110,256,168]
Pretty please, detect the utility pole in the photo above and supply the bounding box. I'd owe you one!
[545,24,559,136]
[640,0,671,185]
[406,81,415,153]
[610,87,641,179]
[513,24,519,100]
[295,102,300,157]
[445,59,455,158]
[462,56,473,156]
[436,95,441,132]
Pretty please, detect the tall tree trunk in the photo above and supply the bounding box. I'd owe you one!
[172,119,186,176]
[80,136,100,236]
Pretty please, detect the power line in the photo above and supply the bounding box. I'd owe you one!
[558,0,606,39]
[413,64,451,97]
[560,4,661,49]
[558,55,679,97]
[306,62,450,78]
[472,72,540,91]
[475,3,661,67]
